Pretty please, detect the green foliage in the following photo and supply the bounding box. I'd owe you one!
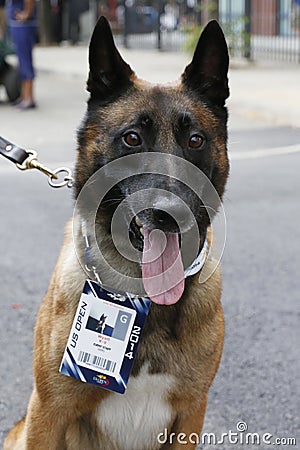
[183,25,203,55]
[183,16,250,58]
[222,16,250,57]
[0,40,15,62]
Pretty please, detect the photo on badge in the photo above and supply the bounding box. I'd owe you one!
[86,300,135,341]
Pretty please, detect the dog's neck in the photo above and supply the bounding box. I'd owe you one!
[75,216,209,296]
[74,216,144,293]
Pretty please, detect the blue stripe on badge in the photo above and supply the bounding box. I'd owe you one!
[60,348,86,382]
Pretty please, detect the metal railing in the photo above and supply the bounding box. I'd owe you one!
[219,0,300,63]
[74,0,300,63]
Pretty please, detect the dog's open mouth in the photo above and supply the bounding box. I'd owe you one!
[129,217,185,306]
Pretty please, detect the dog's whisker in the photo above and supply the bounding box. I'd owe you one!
[100,197,124,207]
[84,178,98,188]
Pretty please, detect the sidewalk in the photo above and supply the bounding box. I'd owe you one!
[33,44,300,128]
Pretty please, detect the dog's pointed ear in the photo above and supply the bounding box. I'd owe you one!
[182,20,229,106]
[87,16,134,100]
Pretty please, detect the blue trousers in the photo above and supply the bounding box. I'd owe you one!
[10,26,37,80]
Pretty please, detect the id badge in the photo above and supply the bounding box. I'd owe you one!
[59,280,151,394]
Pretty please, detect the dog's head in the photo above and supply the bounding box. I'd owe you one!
[75,17,229,305]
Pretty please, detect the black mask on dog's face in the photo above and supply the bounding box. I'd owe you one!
[74,17,229,305]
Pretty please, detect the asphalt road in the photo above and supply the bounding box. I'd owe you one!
[0,71,299,449]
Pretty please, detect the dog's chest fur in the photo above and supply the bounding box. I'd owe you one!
[95,365,175,450]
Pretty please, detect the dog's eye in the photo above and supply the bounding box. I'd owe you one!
[189,134,205,149]
[123,132,142,147]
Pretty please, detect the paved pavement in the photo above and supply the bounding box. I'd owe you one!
[31,44,300,128]
[8,42,299,129]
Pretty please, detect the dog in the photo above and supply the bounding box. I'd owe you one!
[96,314,107,334]
[4,16,229,450]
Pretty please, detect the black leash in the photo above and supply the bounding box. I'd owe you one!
[0,136,73,188]
[0,135,29,165]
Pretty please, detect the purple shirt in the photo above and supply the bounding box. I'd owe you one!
[6,0,37,27]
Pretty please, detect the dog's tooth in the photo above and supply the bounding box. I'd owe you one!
[140,227,144,236]
[135,216,142,227]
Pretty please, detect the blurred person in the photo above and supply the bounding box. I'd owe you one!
[292,0,300,35]
[51,0,64,43]
[116,1,124,29]
[68,0,80,44]
[160,0,179,31]
[0,0,6,39]
[68,0,88,45]
[6,0,37,109]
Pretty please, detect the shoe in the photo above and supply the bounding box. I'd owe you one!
[12,97,23,106]
[16,100,37,110]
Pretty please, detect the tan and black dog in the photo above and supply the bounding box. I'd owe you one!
[5,17,230,450]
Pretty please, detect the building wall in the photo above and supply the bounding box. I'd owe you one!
[251,0,278,35]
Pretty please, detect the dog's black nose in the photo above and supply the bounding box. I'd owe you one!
[152,203,191,232]
[153,208,175,227]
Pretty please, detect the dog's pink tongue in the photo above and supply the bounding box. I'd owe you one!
[142,228,184,305]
